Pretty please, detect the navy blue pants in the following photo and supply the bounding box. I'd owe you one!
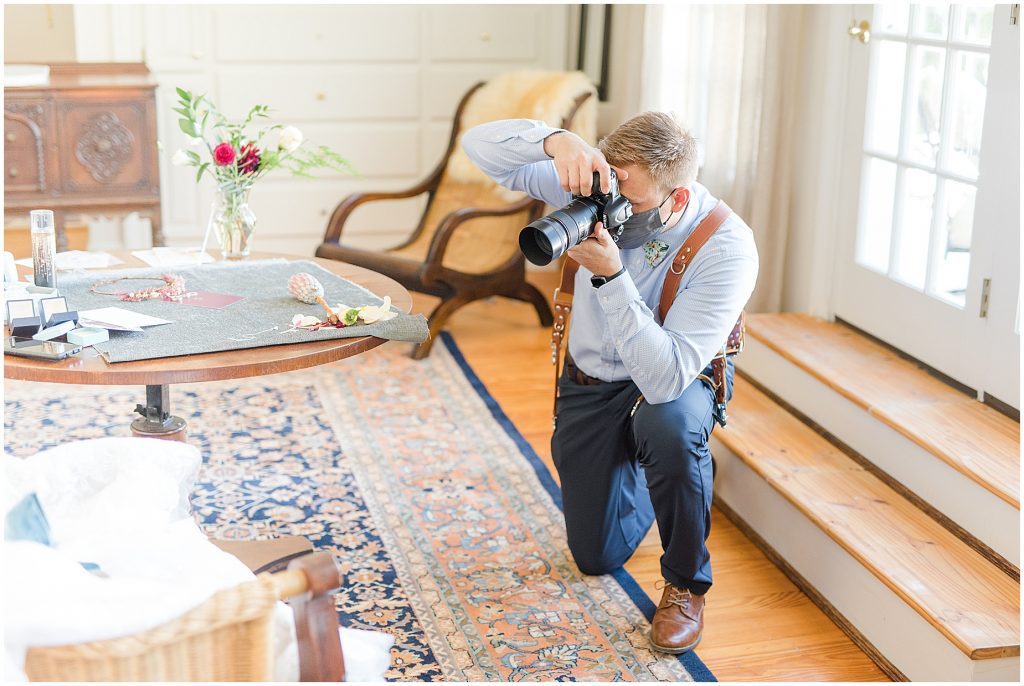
[551,359,734,594]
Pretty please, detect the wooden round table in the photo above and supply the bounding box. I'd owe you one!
[5,251,413,440]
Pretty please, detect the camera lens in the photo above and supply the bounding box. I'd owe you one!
[520,215,567,266]
[519,199,600,266]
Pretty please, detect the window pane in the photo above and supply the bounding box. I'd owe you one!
[934,180,976,306]
[945,50,989,179]
[894,168,935,289]
[905,46,946,167]
[912,3,950,39]
[865,41,907,155]
[954,4,994,45]
[874,3,910,34]
[856,157,898,273]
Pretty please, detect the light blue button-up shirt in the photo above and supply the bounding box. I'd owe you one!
[461,119,759,404]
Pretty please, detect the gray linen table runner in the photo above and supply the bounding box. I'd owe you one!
[54,259,428,363]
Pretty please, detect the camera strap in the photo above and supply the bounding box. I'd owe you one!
[657,200,741,425]
[550,259,579,423]
[550,199,738,425]
[657,201,732,322]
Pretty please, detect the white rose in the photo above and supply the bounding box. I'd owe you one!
[171,150,190,166]
[279,126,304,153]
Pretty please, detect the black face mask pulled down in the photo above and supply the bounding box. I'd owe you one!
[609,192,676,250]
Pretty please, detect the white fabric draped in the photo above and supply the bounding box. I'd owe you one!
[641,4,808,313]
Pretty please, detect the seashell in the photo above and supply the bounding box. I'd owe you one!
[288,272,324,304]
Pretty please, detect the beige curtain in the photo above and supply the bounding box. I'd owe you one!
[641,4,808,313]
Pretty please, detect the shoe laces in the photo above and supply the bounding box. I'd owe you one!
[655,580,692,610]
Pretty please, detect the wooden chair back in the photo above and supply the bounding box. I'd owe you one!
[390,71,597,275]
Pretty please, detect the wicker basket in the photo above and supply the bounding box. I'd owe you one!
[24,574,283,682]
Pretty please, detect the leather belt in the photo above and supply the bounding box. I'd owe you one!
[564,354,605,386]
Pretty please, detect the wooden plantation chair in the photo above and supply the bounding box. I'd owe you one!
[24,552,345,682]
[316,71,597,359]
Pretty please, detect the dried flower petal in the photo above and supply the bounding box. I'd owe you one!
[358,296,396,324]
[291,314,322,328]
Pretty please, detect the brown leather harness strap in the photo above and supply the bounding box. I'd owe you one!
[658,201,736,414]
[658,201,732,322]
[551,257,579,421]
[550,200,736,424]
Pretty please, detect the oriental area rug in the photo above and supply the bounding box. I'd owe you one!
[4,333,715,682]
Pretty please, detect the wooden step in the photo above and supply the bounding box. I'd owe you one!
[716,376,1019,663]
[745,313,1020,509]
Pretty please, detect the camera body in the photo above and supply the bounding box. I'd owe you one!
[519,170,632,266]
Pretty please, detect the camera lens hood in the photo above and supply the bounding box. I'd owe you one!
[520,214,572,266]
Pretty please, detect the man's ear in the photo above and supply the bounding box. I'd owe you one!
[670,187,690,212]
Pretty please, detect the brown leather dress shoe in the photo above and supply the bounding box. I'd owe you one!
[650,581,705,654]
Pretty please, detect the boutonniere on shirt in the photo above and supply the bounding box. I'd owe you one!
[643,240,671,268]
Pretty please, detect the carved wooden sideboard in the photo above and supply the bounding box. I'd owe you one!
[4,62,162,250]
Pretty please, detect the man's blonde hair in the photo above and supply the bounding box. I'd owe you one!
[598,112,699,193]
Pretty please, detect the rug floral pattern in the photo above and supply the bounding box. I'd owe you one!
[4,337,708,681]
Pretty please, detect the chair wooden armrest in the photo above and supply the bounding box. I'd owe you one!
[420,196,541,285]
[263,552,346,682]
[322,179,437,245]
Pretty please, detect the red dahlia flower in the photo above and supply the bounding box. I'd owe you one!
[238,142,261,175]
[213,142,235,166]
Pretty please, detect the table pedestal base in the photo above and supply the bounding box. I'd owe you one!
[131,384,188,442]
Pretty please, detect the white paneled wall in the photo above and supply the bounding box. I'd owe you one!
[73,4,570,256]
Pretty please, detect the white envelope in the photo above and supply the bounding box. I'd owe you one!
[77,307,173,332]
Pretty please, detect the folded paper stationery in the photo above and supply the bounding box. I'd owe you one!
[77,307,173,332]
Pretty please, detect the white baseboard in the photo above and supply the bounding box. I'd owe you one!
[712,438,1020,682]
[738,336,1019,567]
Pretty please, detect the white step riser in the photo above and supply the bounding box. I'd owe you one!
[712,439,1020,682]
[738,337,1020,567]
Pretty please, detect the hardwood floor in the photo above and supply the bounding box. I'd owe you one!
[406,270,889,682]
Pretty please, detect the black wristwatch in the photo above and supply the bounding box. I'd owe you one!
[591,266,626,289]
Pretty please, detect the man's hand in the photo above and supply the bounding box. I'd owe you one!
[543,131,628,196]
[566,222,623,278]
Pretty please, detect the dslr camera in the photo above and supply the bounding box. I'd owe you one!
[519,170,632,266]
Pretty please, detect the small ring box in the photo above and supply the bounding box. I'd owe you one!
[10,317,41,337]
[32,319,75,341]
[7,299,41,337]
[39,296,78,328]
[67,326,108,346]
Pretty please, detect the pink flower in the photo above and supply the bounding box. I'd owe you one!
[213,142,235,166]
[237,142,261,175]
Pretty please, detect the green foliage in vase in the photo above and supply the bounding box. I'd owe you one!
[170,87,355,190]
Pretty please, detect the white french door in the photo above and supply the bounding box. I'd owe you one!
[834,3,1020,408]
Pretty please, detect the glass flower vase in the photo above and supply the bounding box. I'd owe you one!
[210,186,257,259]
